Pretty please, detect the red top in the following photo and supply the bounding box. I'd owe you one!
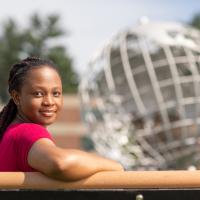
[0,123,53,172]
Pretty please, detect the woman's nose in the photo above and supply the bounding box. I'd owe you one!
[42,95,54,105]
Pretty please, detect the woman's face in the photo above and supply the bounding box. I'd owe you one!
[13,66,63,126]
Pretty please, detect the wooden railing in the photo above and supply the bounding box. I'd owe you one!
[1,171,200,189]
[2,171,200,200]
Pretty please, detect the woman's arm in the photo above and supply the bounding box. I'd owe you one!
[28,138,124,181]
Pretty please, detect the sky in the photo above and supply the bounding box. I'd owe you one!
[0,0,199,76]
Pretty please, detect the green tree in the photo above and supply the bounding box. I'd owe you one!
[189,13,200,30]
[0,13,78,102]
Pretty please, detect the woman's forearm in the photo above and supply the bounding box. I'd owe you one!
[49,149,124,181]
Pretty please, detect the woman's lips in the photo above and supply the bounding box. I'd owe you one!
[39,110,56,117]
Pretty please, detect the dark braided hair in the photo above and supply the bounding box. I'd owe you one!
[0,57,60,140]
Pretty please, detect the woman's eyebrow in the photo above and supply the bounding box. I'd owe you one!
[29,85,61,90]
[52,87,62,90]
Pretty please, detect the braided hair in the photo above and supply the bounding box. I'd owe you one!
[0,57,60,140]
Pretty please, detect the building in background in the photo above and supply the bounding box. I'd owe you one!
[48,94,86,149]
[79,20,200,170]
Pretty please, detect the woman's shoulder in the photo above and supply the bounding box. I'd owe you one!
[7,123,52,141]
[6,123,49,137]
[9,123,46,131]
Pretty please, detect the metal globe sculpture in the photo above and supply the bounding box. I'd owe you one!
[79,20,200,170]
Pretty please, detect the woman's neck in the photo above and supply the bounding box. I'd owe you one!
[13,112,32,124]
[12,112,47,128]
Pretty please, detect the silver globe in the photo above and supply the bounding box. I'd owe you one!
[79,20,200,170]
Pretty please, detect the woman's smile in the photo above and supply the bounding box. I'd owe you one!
[39,109,57,117]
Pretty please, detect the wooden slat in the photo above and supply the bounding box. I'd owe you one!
[1,171,200,189]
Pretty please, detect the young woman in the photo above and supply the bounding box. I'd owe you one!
[0,57,123,181]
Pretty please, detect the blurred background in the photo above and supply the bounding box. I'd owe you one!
[0,0,200,170]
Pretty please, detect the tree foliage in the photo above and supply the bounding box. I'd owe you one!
[189,13,200,30]
[0,13,78,102]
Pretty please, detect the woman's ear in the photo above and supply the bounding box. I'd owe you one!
[10,90,20,106]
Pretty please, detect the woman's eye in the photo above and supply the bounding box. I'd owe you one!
[34,92,43,97]
[53,91,61,97]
